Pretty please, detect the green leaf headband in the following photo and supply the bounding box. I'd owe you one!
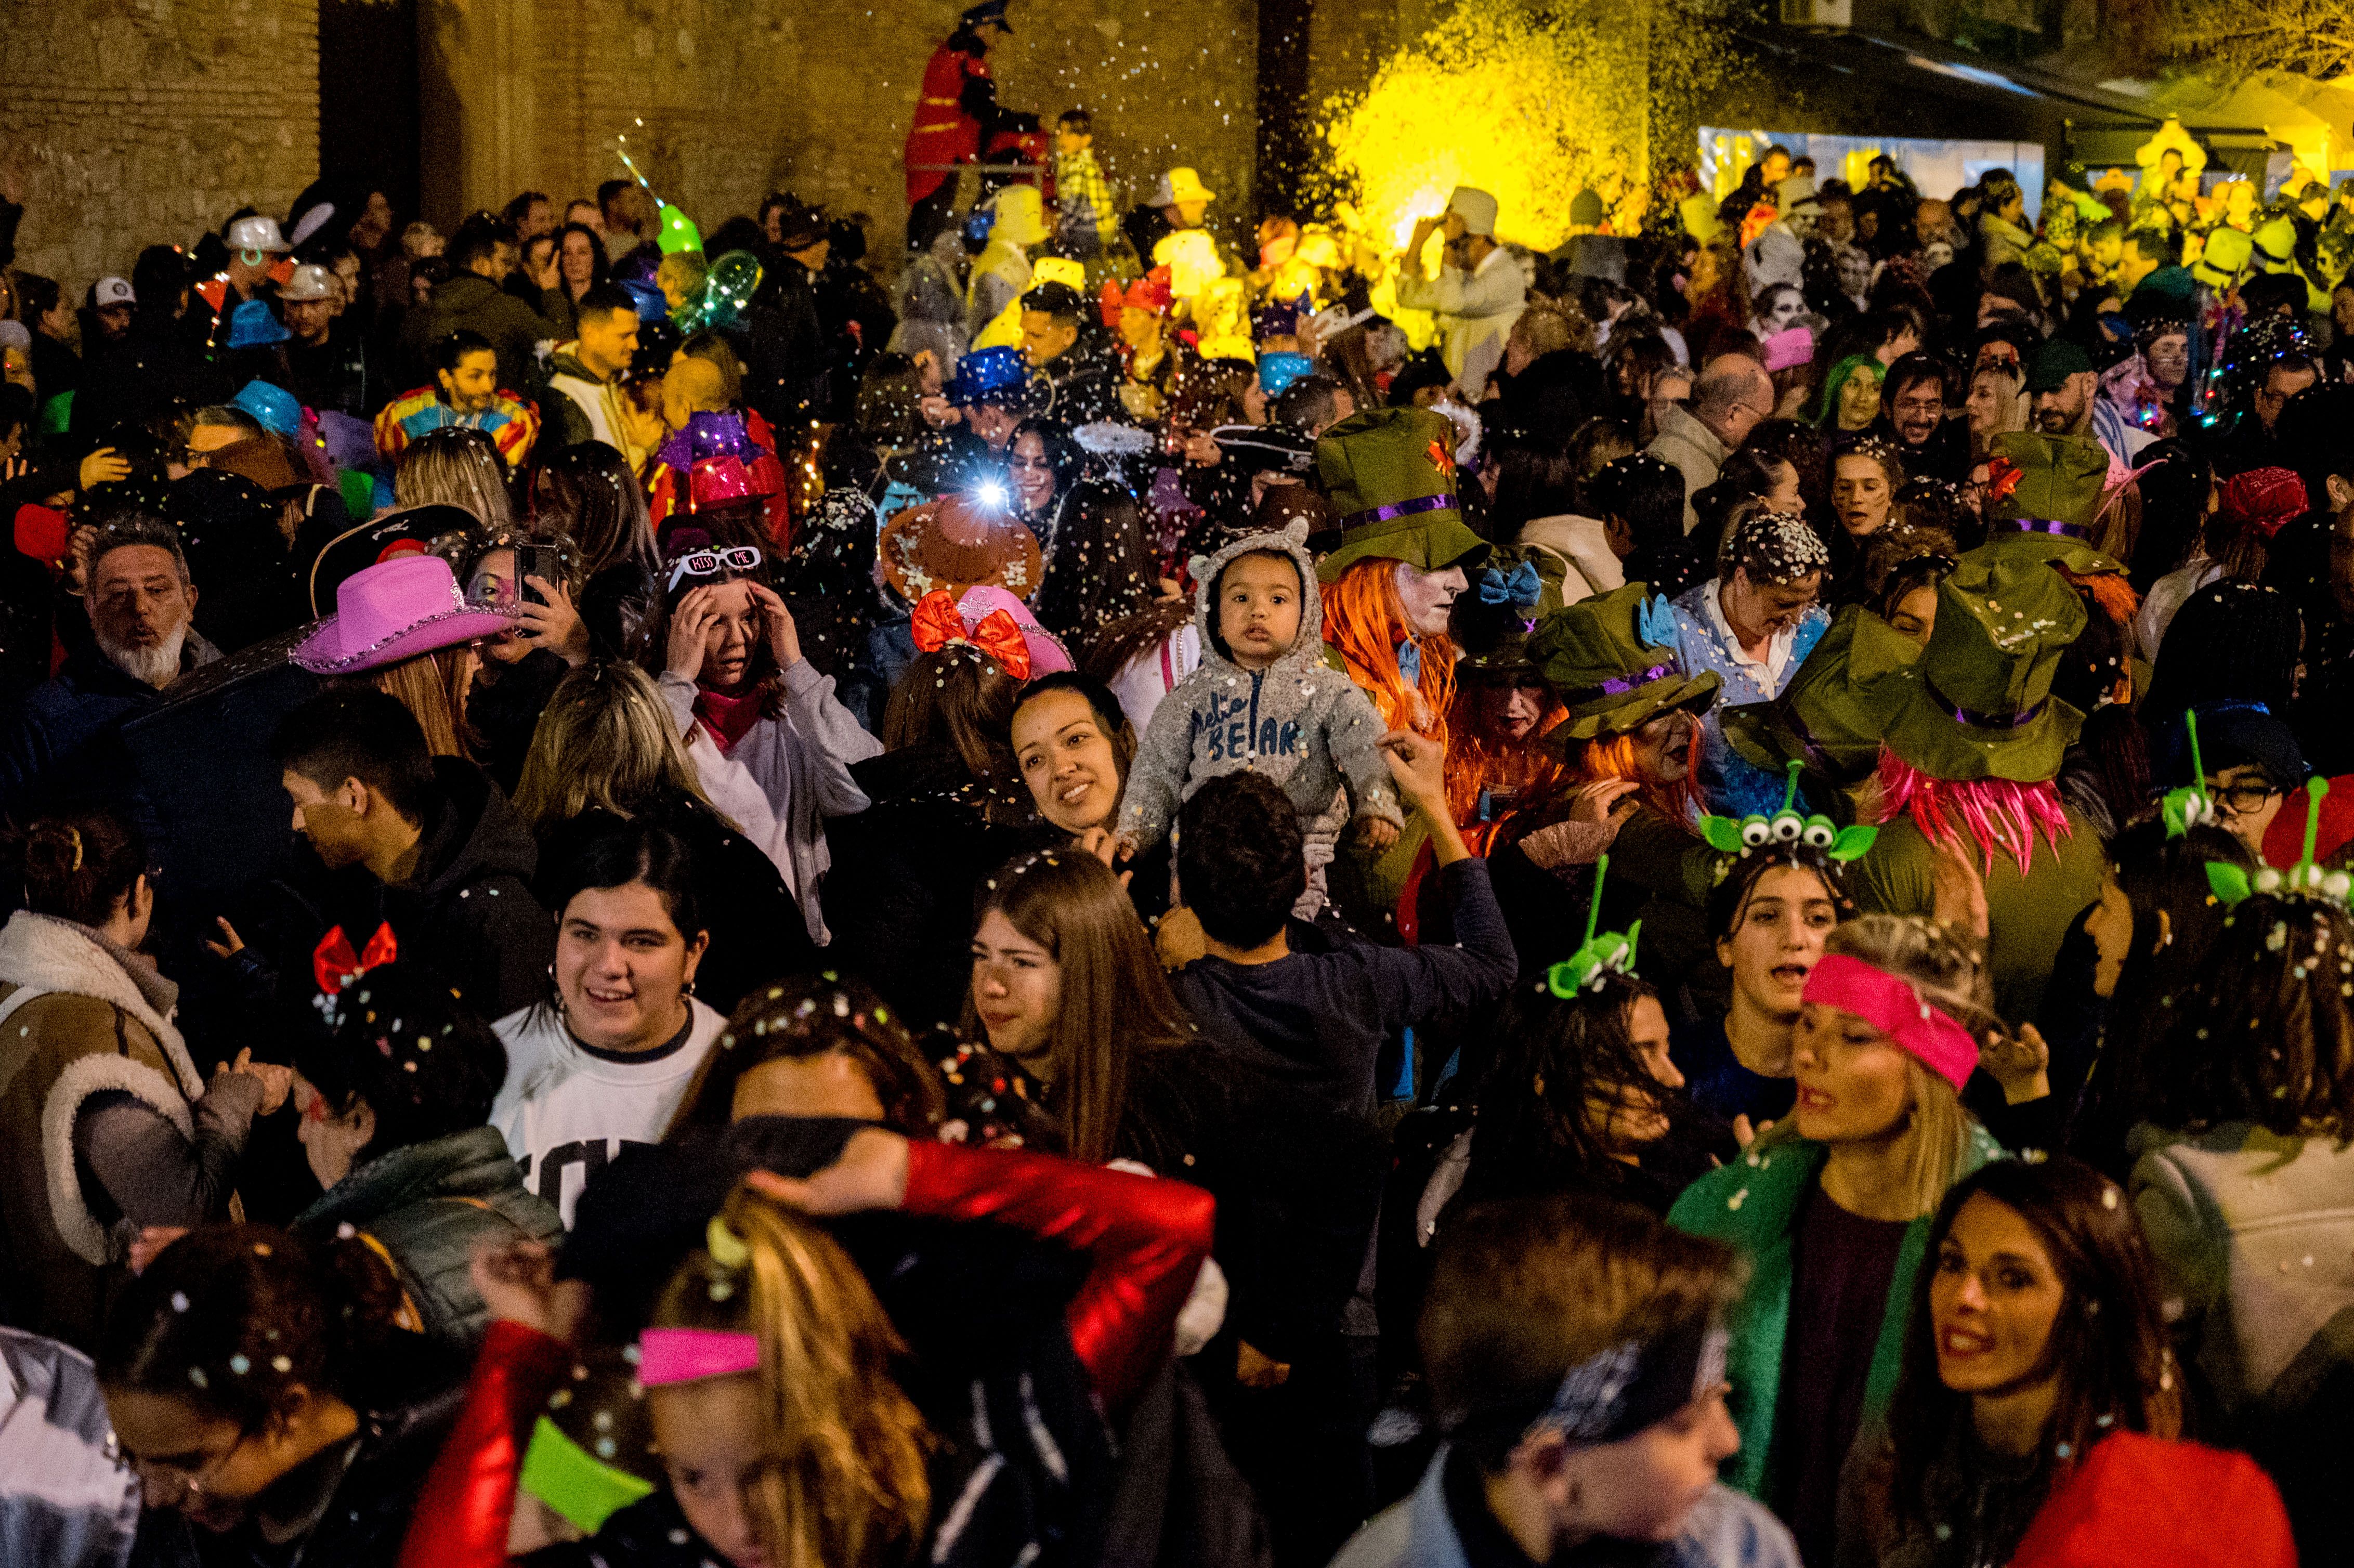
[2160,708,2218,840]
[1547,853,1642,996]
[1697,760,1877,863]
[2206,777,2351,907]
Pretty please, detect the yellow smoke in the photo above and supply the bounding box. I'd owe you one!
[1316,0,1653,255]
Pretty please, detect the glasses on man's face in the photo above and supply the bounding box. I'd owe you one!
[2211,779,2282,816]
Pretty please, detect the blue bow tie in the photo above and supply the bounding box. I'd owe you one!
[1479,560,1544,608]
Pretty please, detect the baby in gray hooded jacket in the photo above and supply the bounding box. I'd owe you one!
[1116,521,1404,856]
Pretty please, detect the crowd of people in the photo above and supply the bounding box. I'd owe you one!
[0,13,2350,1562]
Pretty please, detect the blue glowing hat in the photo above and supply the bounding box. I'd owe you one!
[231,378,302,437]
[1259,351,1314,397]
[225,299,289,350]
[951,346,1031,408]
[616,279,669,323]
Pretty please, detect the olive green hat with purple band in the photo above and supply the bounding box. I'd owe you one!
[1312,406,1490,582]
[1968,431,2124,576]
[1528,581,1721,749]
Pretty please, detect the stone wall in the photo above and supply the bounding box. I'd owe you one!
[422,0,1261,257]
[0,0,319,293]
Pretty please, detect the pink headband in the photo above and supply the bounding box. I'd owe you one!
[636,1327,761,1387]
[1801,952,1978,1092]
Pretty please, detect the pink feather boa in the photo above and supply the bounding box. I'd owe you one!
[1871,747,2072,877]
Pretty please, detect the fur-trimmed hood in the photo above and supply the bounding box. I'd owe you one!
[0,911,203,1269]
[1189,518,1326,677]
[0,913,198,1094]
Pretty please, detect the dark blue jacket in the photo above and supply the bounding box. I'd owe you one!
[0,636,217,838]
[1170,858,1516,1119]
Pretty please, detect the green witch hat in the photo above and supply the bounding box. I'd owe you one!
[1527,582,1720,748]
[1313,407,1491,583]
[1969,431,2125,577]
[1453,545,1568,675]
[1722,602,1923,795]
[1878,553,2086,783]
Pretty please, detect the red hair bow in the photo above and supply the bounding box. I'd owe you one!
[909,589,1032,681]
[313,922,397,997]
[1982,456,2024,503]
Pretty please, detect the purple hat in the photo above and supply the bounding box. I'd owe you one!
[293,554,516,673]
[653,411,764,473]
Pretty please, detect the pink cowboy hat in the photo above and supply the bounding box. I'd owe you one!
[293,554,516,673]
[957,584,1074,677]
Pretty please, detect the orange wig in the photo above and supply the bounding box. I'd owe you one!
[1323,558,1457,745]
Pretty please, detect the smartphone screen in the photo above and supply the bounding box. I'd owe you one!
[516,544,556,608]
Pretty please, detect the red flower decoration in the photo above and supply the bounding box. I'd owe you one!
[1427,438,1455,477]
[1983,456,2024,503]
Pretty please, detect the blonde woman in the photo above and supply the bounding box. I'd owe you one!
[512,662,813,1011]
[1670,914,2010,1568]
[394,424,516,530]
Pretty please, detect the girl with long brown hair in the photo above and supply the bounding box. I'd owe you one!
[1845,1156,2181,1568]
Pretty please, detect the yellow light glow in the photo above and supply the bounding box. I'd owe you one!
[1314,0,1653,255]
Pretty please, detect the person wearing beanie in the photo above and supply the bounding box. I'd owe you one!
[1397,185,1526,398]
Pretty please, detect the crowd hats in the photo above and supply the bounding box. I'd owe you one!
[306,504,478,614]
[1148,167,1217,208]
[94,276,135,308]
[1973,432,2125,576]
[878,492,1044,605]
[988,186,1052,247]
[294,553,516,674]
[2021,337,2093,395]
[961,0,1012,31]
[1723,603,1924,801]
[231,380,303,440]
[1454,544,1570,676]
[1876,553,2086,783]
[1447,186,1500,238]
[225,215,292,255]
[1527,582,1720,744]
[1099,267,1174,326]
[653,411,790,514]
[950,346,1033,409]
[1312,407,1489,582]
[225,299,288,349]
[1212,423,1315,477]
[280,264,337,303]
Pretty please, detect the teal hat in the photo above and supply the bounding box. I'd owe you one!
[232,379,302,438]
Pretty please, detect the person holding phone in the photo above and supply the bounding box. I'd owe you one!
[456,530,592,793]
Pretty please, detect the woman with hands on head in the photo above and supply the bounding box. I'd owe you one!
[656,531,882,947]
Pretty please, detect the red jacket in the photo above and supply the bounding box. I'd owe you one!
[395,1141,1214,1568]
[904,41,991,203]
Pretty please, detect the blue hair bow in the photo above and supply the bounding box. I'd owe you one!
[1478,560,1543,608]
[1635,593,1679,650]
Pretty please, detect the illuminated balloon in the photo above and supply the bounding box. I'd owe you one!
[676,250,764,333]
[656,202,703,256]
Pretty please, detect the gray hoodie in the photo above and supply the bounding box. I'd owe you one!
[1118,521,1403,850]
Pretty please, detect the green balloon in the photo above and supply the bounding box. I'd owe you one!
[656,202,702,256]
